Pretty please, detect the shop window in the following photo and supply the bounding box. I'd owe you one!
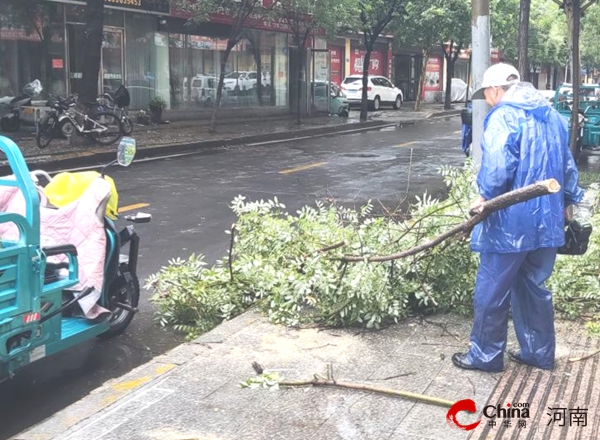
[164,31,288,110]
[124,12,166,109]
[0,0,66,98]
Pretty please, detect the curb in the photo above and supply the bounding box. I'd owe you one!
[1,111,457,173]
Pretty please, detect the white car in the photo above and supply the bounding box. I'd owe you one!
[223,71,248,94]
[223,71,272,93]
[341,75,403,110]
[190,75,217,106]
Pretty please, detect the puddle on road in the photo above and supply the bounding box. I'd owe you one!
[342,153,379,158]
[340,153,396,162]
[378,125,399,132]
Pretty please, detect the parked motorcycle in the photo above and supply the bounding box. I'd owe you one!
[0,135,150,383]
[0,80,42,132]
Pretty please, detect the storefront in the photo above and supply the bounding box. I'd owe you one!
[348,40,390,78]
[0,0,303,112]
[394,53,422,102]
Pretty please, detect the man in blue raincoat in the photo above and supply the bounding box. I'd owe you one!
[452,63,584,372]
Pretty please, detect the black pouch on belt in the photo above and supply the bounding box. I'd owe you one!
[558,220,593,255]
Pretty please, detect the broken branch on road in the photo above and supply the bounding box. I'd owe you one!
[241,362,455,408]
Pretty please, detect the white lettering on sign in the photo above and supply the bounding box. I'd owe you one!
[353,57,380,73]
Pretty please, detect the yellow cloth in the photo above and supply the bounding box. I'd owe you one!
[44,171,119,220]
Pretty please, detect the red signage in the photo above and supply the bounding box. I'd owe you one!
[171,9,292,33]
[330,46,344,85]
[52,59,64,69]
[350,50,385,76]
[423,57,442,93]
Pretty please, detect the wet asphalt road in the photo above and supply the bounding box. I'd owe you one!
[0,115,465,439]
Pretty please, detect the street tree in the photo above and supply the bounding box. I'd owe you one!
[439,0,470,110]
[357,0,408,121]
[552,0,597,155]
[492,0,567,82]
[395,0,469,112]
[244,30,267,107]
[79,0,105,106]
[273,0,356,124]
[518,0,532,81]
[581,5,600,78]
[528,1,568,84]
[490,0,519,64]
[175,0,266,131]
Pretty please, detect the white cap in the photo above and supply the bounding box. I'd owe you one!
[472,63,520,99]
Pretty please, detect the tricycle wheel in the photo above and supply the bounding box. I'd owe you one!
[1,114,20,132]
[98,272,140,339]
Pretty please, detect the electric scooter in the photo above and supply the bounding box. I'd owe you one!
[0,135,150,383]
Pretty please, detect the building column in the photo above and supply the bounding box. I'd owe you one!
[387,42,393,79]
[345,38,351,78]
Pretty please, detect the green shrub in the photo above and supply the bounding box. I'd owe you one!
[147,163,600,339]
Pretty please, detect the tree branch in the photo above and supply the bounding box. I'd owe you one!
[341,179,561,263]
[276,377,455,408]
[582,0,597,12]
[228,224,236,282]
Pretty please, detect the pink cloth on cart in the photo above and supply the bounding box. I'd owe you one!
[0,177,112,319]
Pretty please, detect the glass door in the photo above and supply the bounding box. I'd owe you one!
[309,49,331,114]
[67,23,85,96]
[101,28,124,95]
[68,26,124,96]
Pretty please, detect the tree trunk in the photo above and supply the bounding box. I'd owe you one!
[518,0,531,82]
[247,32,263,106]
[360,41,373,122]
[569,0,581,157]
[414,49,428,112]
[565,4,574,83]
[210,43,234,132]
[297,44,304,125]
[79,0,104,104]
[255,49,263,106]
[443,42,453,110]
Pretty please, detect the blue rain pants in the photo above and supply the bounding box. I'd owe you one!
[466,248,557,371]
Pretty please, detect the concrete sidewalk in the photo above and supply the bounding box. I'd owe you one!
[0,103,461,171]
[15,309,599,440]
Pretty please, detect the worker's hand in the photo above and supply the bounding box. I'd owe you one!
[565,205,573,221]
[470,195,486,215]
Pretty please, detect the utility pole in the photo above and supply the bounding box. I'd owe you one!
[518,0,531,82]
[472,0,491,167]
[570,0,581,157]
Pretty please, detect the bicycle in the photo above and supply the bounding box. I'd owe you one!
[36,95,123,149]
[97,85,133,135]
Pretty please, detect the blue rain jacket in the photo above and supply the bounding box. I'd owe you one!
[471,83,584,253]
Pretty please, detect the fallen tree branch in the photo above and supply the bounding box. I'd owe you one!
[228,224,237,282]
[569,348,600,363]
[245,363,455,408]
[277,377,455,408]
[317,241,346,253]
[341,179,560,263]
